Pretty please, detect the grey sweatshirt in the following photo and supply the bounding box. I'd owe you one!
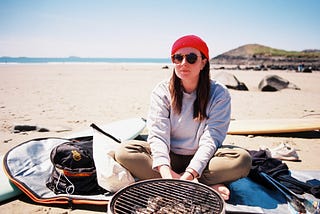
[147,79,231,176]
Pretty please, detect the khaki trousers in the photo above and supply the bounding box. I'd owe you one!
[115,140,252,185]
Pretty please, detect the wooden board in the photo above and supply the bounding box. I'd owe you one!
[227,118,320,135]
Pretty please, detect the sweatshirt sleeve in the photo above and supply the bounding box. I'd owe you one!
[147,81,171,170]
[188,82,231,176]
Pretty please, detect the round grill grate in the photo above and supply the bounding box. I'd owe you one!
[108,179,225,214]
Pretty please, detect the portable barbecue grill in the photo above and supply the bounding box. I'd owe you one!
[108,179,225,214]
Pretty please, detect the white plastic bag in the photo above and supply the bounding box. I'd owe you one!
[92,128,135,192]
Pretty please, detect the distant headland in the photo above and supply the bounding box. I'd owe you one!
[210,44,320,72]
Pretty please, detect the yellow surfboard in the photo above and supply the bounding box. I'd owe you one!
[227,118,320,135]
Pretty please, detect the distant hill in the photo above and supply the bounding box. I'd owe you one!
[211,44,320,71]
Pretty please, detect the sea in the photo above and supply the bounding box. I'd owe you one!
[0,57,171,64]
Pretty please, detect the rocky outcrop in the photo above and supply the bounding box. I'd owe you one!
[213,71,248,91]
[258,75,300,91]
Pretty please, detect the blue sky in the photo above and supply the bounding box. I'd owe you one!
[0,0,319,58]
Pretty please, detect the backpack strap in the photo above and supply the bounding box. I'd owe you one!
[55,167,96,177]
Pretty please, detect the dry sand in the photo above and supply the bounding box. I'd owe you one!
[0,63,319,213]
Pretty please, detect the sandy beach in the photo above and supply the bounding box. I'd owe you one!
[1,63,319,213]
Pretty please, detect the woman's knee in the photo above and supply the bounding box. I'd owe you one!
[217,146,252,177]
[114,143,128,165]
[115,140,152,167]
[235,148,252,177]
[115,140,143,164]
[114,140,159,179]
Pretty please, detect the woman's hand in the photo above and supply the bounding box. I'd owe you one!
[180,168,198,182]
[158,165,199,181]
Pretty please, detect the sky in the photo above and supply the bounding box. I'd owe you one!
[0,0,319,58]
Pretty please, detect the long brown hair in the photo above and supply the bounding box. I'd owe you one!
[169,54,211,121]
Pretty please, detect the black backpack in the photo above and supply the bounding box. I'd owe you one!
[46,137,106,195]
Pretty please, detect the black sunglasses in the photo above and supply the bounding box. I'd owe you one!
[171,53,202,64]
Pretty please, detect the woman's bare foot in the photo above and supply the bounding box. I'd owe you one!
[210,184,230,200]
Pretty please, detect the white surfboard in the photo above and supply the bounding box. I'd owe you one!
[0,155,22,202]
[1,117,146,203]
[67,117,146,140]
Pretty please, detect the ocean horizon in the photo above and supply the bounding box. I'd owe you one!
[0,56,171,64]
